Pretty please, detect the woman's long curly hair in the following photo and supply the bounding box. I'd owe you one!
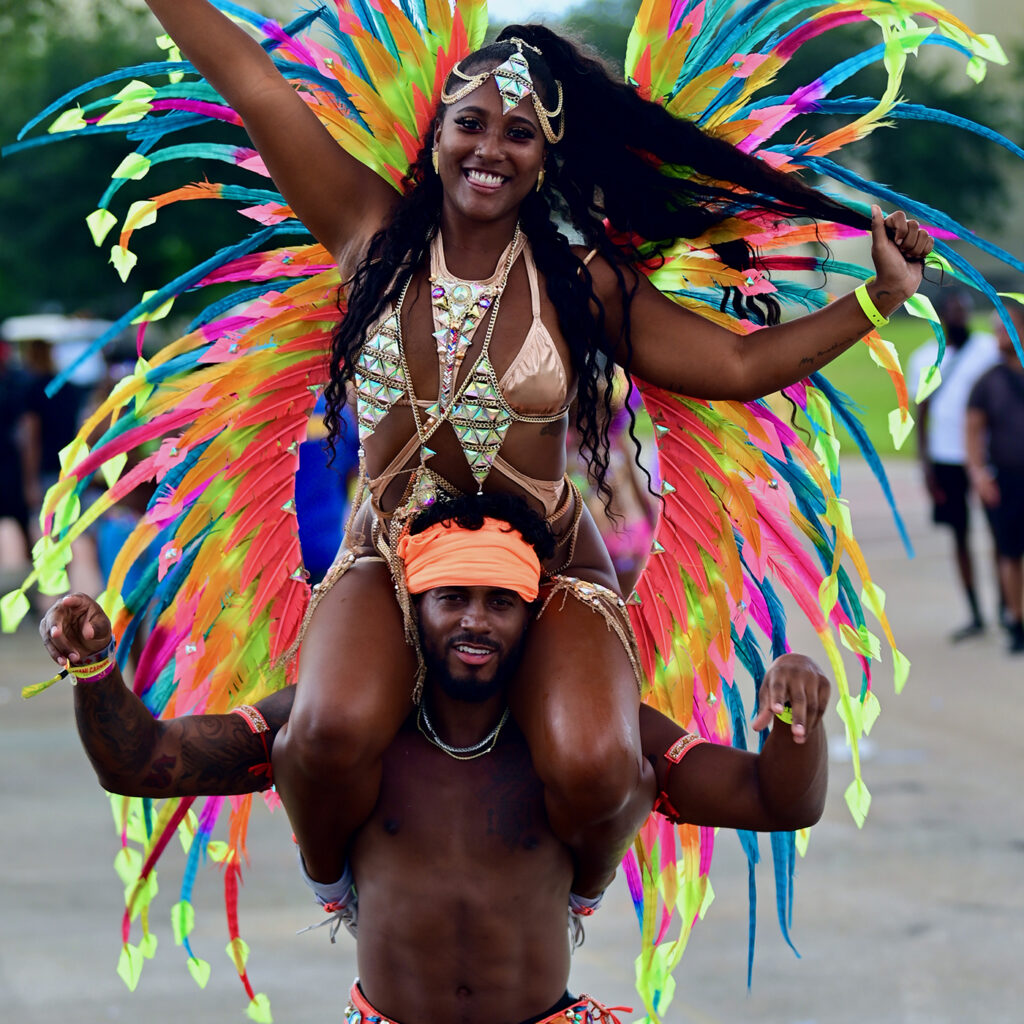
[324,23,872,502]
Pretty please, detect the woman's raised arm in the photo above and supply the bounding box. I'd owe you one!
[602,206,933,401]
[143,0,398,263]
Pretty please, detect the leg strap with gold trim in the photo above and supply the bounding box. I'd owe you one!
[276,549,383,668]
[539,575,644,693]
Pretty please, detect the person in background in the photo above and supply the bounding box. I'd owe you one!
[908,289,999,640]
[21,337,89,515]
[966,302,1024,655]
[295,394,360,585]
[0,336,38,567]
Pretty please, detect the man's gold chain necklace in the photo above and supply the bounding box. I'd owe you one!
[416,704,510,760]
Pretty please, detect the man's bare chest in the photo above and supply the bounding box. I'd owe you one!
[356,730,568,875]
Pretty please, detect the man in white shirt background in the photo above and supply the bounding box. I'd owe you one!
[908,289,1000,640]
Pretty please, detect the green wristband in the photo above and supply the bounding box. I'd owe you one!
[855,282,889,328]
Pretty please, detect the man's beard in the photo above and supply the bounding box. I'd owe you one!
[420,630,526,703]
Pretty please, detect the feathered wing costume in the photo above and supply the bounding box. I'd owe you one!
[4,1,1022,1020]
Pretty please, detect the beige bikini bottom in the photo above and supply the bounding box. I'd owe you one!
[365,429,569,521]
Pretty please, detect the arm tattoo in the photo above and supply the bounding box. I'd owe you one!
[75,680,161,786]
[75,682,296,798]
[799,339,849,368]
[141,754,177,791]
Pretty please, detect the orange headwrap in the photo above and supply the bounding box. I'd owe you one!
[396,518,541,602]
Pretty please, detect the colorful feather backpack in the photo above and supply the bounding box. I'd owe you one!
[4,2,1023,1021]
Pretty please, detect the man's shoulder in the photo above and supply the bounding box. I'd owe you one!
[968,362,1010,407]
[963,331,1000,372]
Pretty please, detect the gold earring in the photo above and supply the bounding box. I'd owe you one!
[536,168,545,192]
[432,149,439,174]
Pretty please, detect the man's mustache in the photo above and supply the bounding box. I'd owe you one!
[447,632,500,653]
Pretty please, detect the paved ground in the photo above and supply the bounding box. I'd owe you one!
[1,458,1022,1023]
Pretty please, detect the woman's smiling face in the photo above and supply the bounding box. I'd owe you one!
[434,71,546,224]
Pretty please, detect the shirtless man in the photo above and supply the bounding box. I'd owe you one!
[40,493,830,1024]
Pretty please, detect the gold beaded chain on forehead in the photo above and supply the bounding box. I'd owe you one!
[441,37,564,145]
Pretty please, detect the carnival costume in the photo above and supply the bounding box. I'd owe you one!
[345,981,629,1024]
[5,2,1024,1022]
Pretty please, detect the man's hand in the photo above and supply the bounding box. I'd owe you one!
[40,594,113,667]
[642,652,831,831]
[750,653,830,743]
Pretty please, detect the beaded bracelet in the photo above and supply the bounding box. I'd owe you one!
[854,281,890,328]
[232,705,273,786]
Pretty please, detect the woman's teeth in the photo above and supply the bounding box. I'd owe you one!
[465,169,506,187]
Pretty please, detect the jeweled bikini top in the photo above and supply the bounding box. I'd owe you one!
[352,225,566,494]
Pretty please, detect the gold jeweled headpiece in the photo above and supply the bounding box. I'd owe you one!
[440,38,564,144]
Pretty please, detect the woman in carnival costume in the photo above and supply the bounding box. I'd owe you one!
[9,0,1024,1018]
[157,0,929,904]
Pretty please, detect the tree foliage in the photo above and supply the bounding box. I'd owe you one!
[3,0,1023,322]
[549,1,1023,235]
[0,0,248,321]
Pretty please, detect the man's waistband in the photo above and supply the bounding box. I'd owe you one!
[345,981,630,1024]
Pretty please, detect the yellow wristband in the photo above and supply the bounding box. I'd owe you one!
[855,282,889,328]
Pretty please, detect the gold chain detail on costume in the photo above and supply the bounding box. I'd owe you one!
[352,228,566,510]
[440,38,564,144]
[416,704,511,760]
[548,478,584,575]
[419,228,567,491]
[400,223,528,498]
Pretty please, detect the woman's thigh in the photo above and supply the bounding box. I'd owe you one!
[291,554,418,736]
[511,582,642,774]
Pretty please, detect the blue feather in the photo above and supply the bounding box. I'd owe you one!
[810,372,914,555]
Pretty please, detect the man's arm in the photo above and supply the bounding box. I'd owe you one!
[965,406,999,508]
[639,653,829,832]
[41,594,295,797]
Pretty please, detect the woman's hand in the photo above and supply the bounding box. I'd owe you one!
[750,653,831,744]
[39,594,112,667]
[869,205,935,314]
